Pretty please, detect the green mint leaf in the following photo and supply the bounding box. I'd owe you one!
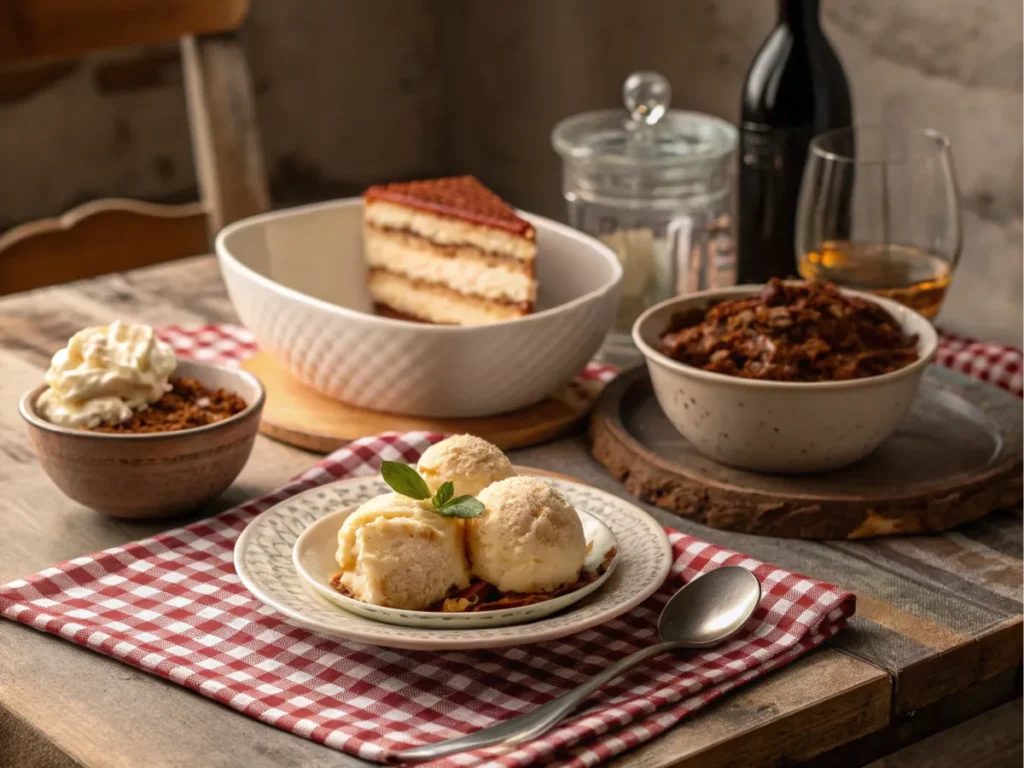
[432,481,454,509]
[440,494,474,509]
[380,460,431,500]
[437,496,485,519]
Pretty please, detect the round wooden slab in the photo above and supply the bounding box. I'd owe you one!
[590,366,1023,539]
[243,352,594,453]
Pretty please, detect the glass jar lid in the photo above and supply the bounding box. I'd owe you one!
[551,71,737,168]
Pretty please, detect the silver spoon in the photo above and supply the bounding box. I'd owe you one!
[392,566,761,763]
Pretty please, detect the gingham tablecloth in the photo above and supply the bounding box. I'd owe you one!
[0,324,1018,767]
[0,431,854,767]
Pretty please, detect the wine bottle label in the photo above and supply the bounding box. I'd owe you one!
[737,122,814,282]
[740,122,813,172]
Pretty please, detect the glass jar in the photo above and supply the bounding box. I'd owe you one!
[551,72,738,364]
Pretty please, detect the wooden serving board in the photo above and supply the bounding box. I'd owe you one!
[591,365,1023,539]
[242,352,594,453]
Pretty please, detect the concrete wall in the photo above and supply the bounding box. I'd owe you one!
[825,1,1023,345]
[0,0,1019,343]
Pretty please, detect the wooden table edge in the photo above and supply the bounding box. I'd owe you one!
[893,615,1024,713]
[0,696,84,768]
[608,651,891,768]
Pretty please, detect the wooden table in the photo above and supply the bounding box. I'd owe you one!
[0,256,1020,768]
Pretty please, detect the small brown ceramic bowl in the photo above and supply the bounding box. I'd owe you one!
[19,360,265,519]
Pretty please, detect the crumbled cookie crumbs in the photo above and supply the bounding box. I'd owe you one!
[91,377,246,433]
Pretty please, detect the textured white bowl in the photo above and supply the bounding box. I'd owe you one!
[633,285,938,474]
[216,198,622,417]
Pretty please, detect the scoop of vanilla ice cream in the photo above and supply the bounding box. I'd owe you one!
[417,434,515,498]
[469,476,587,594]
[35,321,176,429]
[335,493,470,610]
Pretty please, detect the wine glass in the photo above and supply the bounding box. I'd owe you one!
[795,125,963,319]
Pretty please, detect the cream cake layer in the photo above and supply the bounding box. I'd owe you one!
[368,270,528,326]
[365,200,536,262]
[364,227,536,305]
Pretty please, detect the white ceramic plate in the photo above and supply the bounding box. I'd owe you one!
[293,503,618,629]
[235,474,672,650]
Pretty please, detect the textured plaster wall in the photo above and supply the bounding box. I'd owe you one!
[0,0,1019,343]
[825,1,1023,345]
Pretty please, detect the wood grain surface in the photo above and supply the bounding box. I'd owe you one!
[591,368,1023,539]
[0,255,1020,768]
[244,350,595,452]
[864,698,1022,768]
[181,34,270,237]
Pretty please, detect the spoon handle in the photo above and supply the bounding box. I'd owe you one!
[392,640,681,763]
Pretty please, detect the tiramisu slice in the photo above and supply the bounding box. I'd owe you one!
[363,176,537,325]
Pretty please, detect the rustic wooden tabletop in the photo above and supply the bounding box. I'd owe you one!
[0,256,1020,768]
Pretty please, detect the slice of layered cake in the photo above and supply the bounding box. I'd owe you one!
[363,176,537,325]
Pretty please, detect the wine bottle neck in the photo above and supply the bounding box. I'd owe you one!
[778,0,821,30]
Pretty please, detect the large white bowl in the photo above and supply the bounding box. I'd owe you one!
[633,285,938,473]
[216,198,622,417]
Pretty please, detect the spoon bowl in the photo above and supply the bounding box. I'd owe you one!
[658,565,762,646]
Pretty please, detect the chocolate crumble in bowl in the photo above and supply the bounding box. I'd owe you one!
[91,377,247,434]
[658,279,920,383]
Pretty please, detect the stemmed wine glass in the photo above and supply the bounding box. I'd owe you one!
[795,125,963,319]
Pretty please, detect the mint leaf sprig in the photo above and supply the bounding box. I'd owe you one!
[380,461,485,519]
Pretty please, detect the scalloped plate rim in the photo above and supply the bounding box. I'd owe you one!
[234,473,673,650]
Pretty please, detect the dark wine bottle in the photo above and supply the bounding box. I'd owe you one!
[737,0,852,283]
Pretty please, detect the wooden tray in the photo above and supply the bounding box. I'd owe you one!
[591,366,1023,539]
[243,352,595,453]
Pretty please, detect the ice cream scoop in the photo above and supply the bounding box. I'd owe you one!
[469,476,587,594]
[335,493,470,610]
[417,434,515,498]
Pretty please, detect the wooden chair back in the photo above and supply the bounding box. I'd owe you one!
[0,0,249,64]
[0,200,208,292]
[0,0,269,295]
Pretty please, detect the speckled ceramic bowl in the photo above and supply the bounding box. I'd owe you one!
[19,360,265,518]
[633,285,938,474]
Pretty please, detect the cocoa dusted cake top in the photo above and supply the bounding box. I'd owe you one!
[364,175,534,238]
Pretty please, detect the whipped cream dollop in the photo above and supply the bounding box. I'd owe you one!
[35,321,176,428]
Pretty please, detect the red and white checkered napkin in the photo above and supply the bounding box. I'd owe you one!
[156,324,1023,398]
[934,330,1023,396]
[0,433,856,768]
[158,324,260,367]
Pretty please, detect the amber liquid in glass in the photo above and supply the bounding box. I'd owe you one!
[798,241,952,318]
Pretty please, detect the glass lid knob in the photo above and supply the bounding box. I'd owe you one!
[623,71,671,126]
